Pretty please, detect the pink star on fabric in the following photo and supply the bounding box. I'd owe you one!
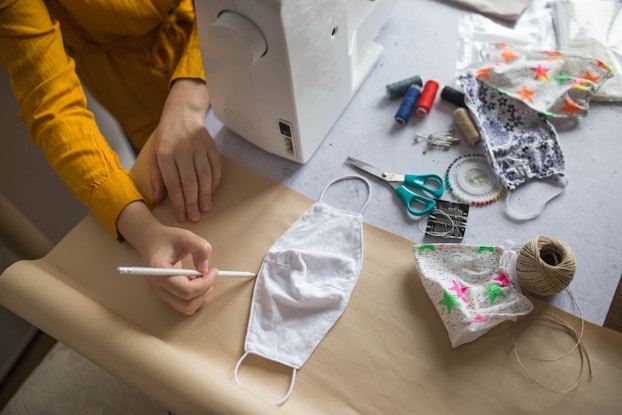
[530,64,550,81]
[466,314,493,325]
[448,280,469,302]
[493,271,511,287]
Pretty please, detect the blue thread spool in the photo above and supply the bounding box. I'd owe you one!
[386,75,423,99]
[394,85,421,124]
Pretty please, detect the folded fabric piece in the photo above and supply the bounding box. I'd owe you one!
[443,0,532,22]
[550,0,622,101]
[455,1,557,75]
[413,241,533,348]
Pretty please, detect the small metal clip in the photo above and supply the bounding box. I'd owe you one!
[413,129,460,153]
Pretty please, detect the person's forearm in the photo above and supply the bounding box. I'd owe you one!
[167,78,210,114]
[116,200,162,252]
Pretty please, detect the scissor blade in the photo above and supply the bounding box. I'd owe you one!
[345,157,403,182]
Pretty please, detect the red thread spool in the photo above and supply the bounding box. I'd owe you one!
[416,80,439,117]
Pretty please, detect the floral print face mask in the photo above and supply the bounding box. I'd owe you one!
[460,43,613,208]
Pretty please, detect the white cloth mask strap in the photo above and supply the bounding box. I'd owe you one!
[505,176,568,221]
[318,175,372,214]
[234,352,297,406]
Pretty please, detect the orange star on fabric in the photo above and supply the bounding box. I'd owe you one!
[582,71,600,83]
[558,97,582,118]
[530,64,550,81]
[516,85,536,102]
[476,67,494,80]
[501,48,519,63]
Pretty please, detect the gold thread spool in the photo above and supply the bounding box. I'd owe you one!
[453,107,480,146]
[516,236,576,296]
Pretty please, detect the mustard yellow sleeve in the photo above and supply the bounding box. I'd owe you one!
[170,0,206,85]
[0,0,147,240]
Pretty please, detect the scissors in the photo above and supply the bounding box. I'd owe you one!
[345,157,444,216]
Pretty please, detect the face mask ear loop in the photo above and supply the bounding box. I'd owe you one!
[505,176,568,221]
[271,368,297,406]
[318,175,373,214]
[233,352,249,386]
[234,352,297,406]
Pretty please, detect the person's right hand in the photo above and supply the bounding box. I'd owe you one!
[117,201,218,315]
[148,78,221,224]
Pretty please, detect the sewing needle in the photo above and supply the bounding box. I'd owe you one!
[116,266,256,278]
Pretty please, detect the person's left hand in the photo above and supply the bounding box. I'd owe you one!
[148,78,222,223]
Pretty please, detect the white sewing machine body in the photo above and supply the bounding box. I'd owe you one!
[195,0,398,163]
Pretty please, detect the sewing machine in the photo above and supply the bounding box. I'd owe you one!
[195,0,398,163]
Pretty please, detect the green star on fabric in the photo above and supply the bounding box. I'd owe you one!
[418,244,436,253]
[485,283,506,304]
[438,289,461,314]
[476,246,496,253]
[555,73,574,85]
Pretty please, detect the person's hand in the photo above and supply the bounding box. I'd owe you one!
[117,201,217,314]
[148,78,222,223]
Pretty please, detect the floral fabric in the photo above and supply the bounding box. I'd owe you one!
[460,74,564,191]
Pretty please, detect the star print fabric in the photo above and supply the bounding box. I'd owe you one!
[413,242,533,348]
[471,43,613,118]
[460,43,613,191]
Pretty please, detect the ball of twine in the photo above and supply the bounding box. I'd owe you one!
[516,236,576,296]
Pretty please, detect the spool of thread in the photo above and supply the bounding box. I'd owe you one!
[386,75,423,99]
[441,85,466,107]
[415,80,439,117]
[453,108,481,146]
[394,84,421,124]
[516,236,576,296]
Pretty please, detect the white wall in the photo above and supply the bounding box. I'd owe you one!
[0,66,135,381]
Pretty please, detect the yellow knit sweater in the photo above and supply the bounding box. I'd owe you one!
[0,0,205,238]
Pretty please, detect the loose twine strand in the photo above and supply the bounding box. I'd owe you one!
[510,236,592,393]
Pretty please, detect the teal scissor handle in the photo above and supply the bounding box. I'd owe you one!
[394,185,437,216]
[403,174,445,199]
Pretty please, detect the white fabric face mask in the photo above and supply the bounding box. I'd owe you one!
[235,176,371,405]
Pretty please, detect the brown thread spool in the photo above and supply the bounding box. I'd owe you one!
[453,107,480,146]
[516,236,576,296]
